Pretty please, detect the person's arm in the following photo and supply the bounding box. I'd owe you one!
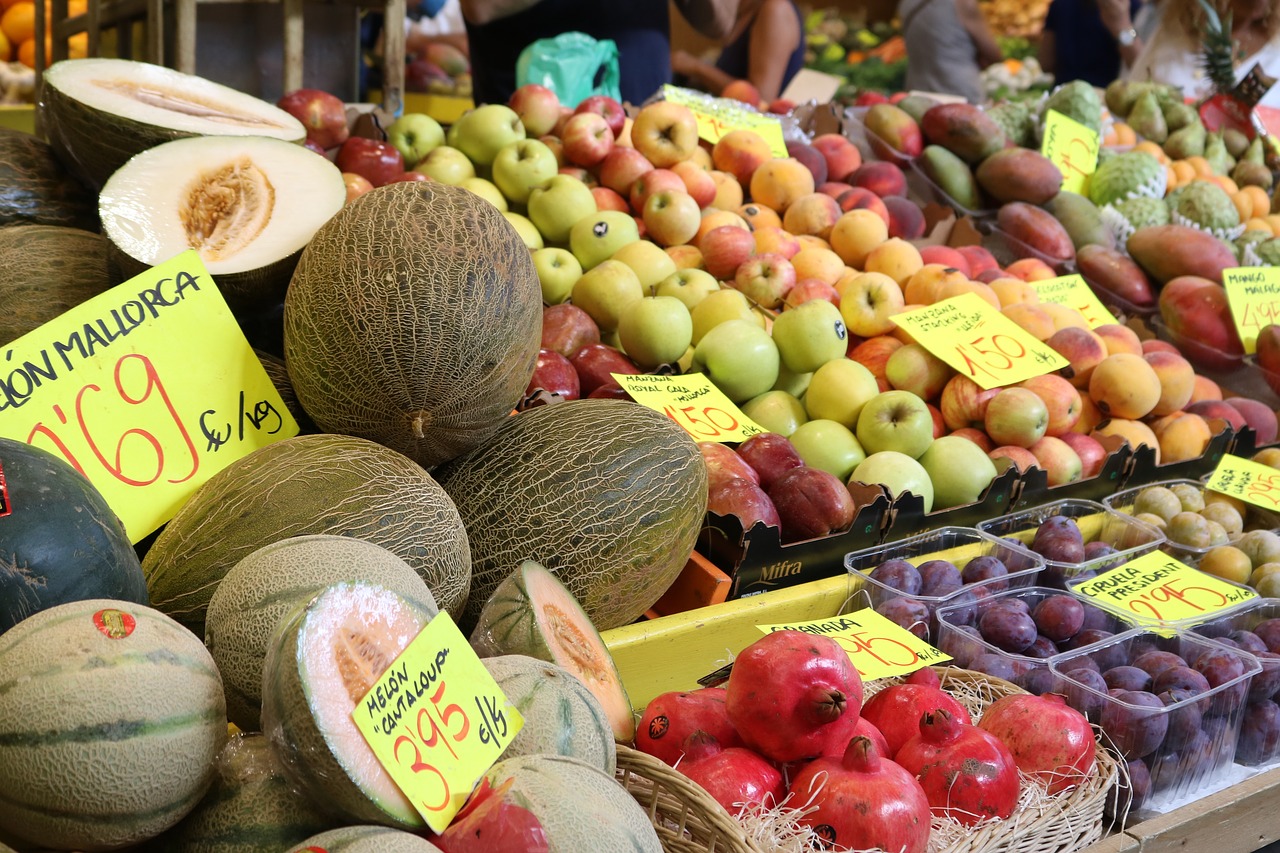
[746,0,800,102]
[458,0,541,25]
[673,0,741,40]
[1038,28,1057,73]
[671,49,738,94]
[954,0,1003,68]
[1099,0,1144,68]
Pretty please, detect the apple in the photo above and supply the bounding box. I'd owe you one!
[771,299,848,374]
[983,387,1049,448]
[385,112,444,168]
[599,146,655,196]
[768,466,857,543]
[702,225,758,281]
[884,343,952,401]
[837,271,905,337]
[561,111,615,167]
[692,319,781,403]
[335,137,405,187]
[612,240,678,294]
[691,288,757,343]
[643,190,702,248]
[341,171,374,204]
[277,88,349,149]
[939,374,1000,431]
[541,303,600,356]
[1028,436,1082,486]
[803,357,879,428]
[387,171,432,183]
[700,441,761,490]
[503,211,544,249]
[736,432,805,490]
[527,174,597,244]
[667,242,703,270]
[459,176,507,211]
[850,450,934,512]
[733,252,796,309]
[671,159,717,208]
[491,138,559,205]
[789,418,866,481]
[450,103,526,167]
[413,145,475,185]
[742,389,809,436]
[525,348,580,400]
[1058,431,1108,479]
[532,247,583,304]
[708,477,781,533]
[591,186,630,213]
[655,268,721,310]
[616,295,693,368]
[542,135,567,167]
[988,445,1039,474]
[631,101,700,168]
[575,94,627,139]
[1019,373,1082,436]
[509,83,562,137]
[630,169,685,213]
[569,210,640,270]
[570,259,644,331]
[570,342,641,395]
[855,389,935,459]
[918,434,999,510]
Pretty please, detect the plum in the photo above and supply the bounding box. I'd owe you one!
[1236,700,1280,765]
[979,606,1038,653]
[960,555,1010,590]
[876,597,931,639]
[1032,594,1085,642]
[1101,690,1169,760]
[917,559,963,596]
[1022,635,1059,659]
[1031,516,1086,563]
[1254,618,1280,653]
[1103,666,1153,693]
[1193,646,1249,711]
[869,558,922,595]
[1063,667,1109,720]
[1106,758,1151,817]
[1157,688,1203,750]
[1131,650,1187,680]
[967,653,1023,683]
[942,624,985,667]
[1230,629,1268,655]
[1152,665,1211,701]
[1019,666,1056,695]
[1083,539,1125,572]
[1248,652,1280,703]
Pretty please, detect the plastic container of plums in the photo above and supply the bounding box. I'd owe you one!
[934,585,1137,696]
[843,526,1044,645]
[976,498,1166,590]
[1048,628,1262,816]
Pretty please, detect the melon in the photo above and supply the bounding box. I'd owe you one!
[255,349,314,434]
[0,599,227,850]
[286,826,444,852]
[141,433,470,635]
[262,582,435,829]
[482,754,662,852]
[471,561,633,741]
[150,732,336,852]
[433,399,707,631]
[0,128,97,230]
[206,534,440,730]
[481,655,617,774]
[0,225,119,346]
[0,437,147,636]
[283,181,542,471]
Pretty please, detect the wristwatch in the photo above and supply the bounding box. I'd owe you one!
[1117,27,1138,47]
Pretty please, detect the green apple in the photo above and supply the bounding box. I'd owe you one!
[449,103,526,167]
[741,389,808,436]
[772,362,812,397]
[569,210,640,270]
[654,268,720,310]
[491,138,558,205]
[851,451,934,512]
[503,211,544,250]
[528,175,597,244]
[855,389,934,459]
[570,259,644,332]
[617,295,693,368]
[532,247,582,304]
[459,176,507,211]
[770,299,849,374]
[690,288,755,344]
[918,434,998,510]
[803,358,878,428]
[789,418,866,480]
[612,239,678,294]
[413,145,475,185]
[386,112,444,169]
[691,319,780,403]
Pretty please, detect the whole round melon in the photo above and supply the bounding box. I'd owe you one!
[481,754,661,852]
[283,181,542,471]
[0,128,97,230]
[481,655,617,774]
[141,433,469,636]
[0,225,119,346]
[286,826,443,852]
[433,399,707,631]
[0,598,227,850]
[206,534,440,731]
[0,437,147,636]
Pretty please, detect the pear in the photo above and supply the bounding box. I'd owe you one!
[1223,127,1251,160]
[1104,80,1152,118]
[1128,91,1168,144]
[1204,131,1235,176]
[1163,121,1206,160]
[1161,101,1200,132]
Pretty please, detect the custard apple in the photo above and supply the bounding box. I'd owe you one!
[1088,151,1165,206]
[1171,180,1241,232]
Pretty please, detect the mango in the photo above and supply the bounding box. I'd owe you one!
[917,145,983,212]
[863,104,923,161]
[1075,244,1155,309]
[976,148,1063,205]
[1126,224,1238,284]
[921,103,1007,164]
[1046,191,1114,250]
[997,201,1075,262]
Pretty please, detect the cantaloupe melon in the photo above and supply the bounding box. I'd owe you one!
[433,399,707,631]
[141,433,470,636]
[0,128,97,230]
[0,599,227,850]
[0,225,119,346]
[283,181,542,471]
[481,655,617,774]
[471,561,634,742]
[286,826,444,852]
[206,534,440,731]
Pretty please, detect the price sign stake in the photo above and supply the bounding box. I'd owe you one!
[1074,551,1254,626]
[757,610,950,681]
[1041,109,1100,195]
[891,292,1068,389]
[1032,275,1118,329]
[1205,453,1280,511]
[1223,266,1280,354]
[662,85,788,156]
[351,612,524,833]
[612,372,766,443]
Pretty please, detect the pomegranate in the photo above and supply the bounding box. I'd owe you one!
[677,731,786,815]
[895,709,1021,826]
[789,736,931,853]
[726,629,864,763]
[978,692,1097,794]
[860,667,972,757]
[636,687,744,766]
[437,776,550,852]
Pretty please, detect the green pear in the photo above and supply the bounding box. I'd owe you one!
[1128,92,1168,145]
[1163,121,1206,160]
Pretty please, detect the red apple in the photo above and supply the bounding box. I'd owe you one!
[736,432,804,491]
[767,466,856,544]
[630,168,685,213]
[951,427,994,452]
[303,139,328,156]
[598,146,655,197]
[341,171,374,204]
[525,348,580,400]
[575,94,626,139]
[586,381,634,400]
[277,88,350,149]
[700,225,757,281]
[387,171,432,183]
[708,477,781,532]
[335,137,405,188]
[509,83,562,137]
[1058,432,1108,479]
[541,303,601,357]
[562,111,615,167]
[570,343,641,395]
[671,160,717,208]
[405,59,451,93]
[855,91,890,106]
[700,441,762,491]
[940,374,999,431]
[989,445,1041,474]
[591,185,630,213]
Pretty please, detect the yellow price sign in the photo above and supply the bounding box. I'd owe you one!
[351,612,524,833]
[1223,266,1280,354]
[757,610,951,682]
[1032,275,1118,329]
[891,292,1068,389]
[662,85,788,157]
[1074,551,1254,626]
[612,372,766,443]
[1041,109,1100,195]
[1205,453,1280,512]
[0,251,297,542]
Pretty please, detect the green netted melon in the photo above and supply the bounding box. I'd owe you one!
[433,399,707,631]
[0,599,227,850]
[262,582,435,829]
[471,561,634,741]
[286,826,443,852]
[0,225,119,346]
[255,349,314,434]
[481,655,617,774]
[147,733,336,852]
[141,433,470,636]
[205,534,440,731]
[39,58,305,189]
[0,128,97,229]
[283,181,542,471]
[482,754,662,852]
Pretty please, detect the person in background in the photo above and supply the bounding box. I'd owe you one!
[898,0,1003,103]
[407,0,469,56]
[670,0,805,104]
[459,0,740,106]
[1039,0,1145,88]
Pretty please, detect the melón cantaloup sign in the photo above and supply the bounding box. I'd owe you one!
[0,250,298,541]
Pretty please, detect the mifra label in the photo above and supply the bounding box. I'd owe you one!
[93,608,136,639]
[0,460,9,518]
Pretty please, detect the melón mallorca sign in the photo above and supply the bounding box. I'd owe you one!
[0,250,298,542]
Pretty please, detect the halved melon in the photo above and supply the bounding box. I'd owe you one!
[100,134,346,312]
[471,561,634,742]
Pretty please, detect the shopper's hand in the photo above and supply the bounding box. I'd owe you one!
[1098,0,1134,37]
[671,49,698,76]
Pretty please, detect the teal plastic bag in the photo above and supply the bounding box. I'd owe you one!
[515,31,621,105]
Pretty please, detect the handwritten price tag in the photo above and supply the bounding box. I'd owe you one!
[612,372,766,443]
[1041,109,1100,195]
[1223,266,1280,354]
[757,610,951,681]
[1032,275,1118,329]
[1205,453,1280,511]
[891,292,1068,389]
[1074,551,1254,626]
[662,85,788,157]
[351,612,523,832]
[0,251,297,541]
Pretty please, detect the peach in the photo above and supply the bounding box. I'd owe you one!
[830,209,889,268]
[904,264,968,305]
[1075,394,1104,434]
[785,278,840,307]
[699,225,757,280]
[694,209,751,247]
[783,193,843,239]
[1143,350,1195,416]
[750,158,816,213]
[1039,302,1090,332]
[835,187,891,226]
[787,139,830,186]
[753,226,801,259]
[989,277,1038,308]
[850,335,903,392]
[917,245,970,275]
[1046,326,1108,389]
[1151,412,1213,464]
[665,244,704,270]
[712,129,773,186]
[953,428,995,452]
[722,79,762,106]
[591,186,630,212]
[934,278,1001,311]
[818,181,854,199]
[1225,397,1279,445]
[795,234,832,252]
[1001,303,1056,341]
[1004,257,1058,282]
[883,196,927,240]
[738,202,782,231]
[1092,419,1161,464]
[956,245,1001,277]
[812,133,863,182]
[1020,373,1083,436]
[709,170,745,210]
[975,268,1009,284]
[1141,339,1180,355]
[791,246,846,286]
[849,161,908,198]
[862,237,923,286]
[1089,353,1162,420]
[1190,374,1223,402]
[1093,323,1144,356]
[1185,399,1248,433]
[671,160,717,208]
[990,445,1041,474]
